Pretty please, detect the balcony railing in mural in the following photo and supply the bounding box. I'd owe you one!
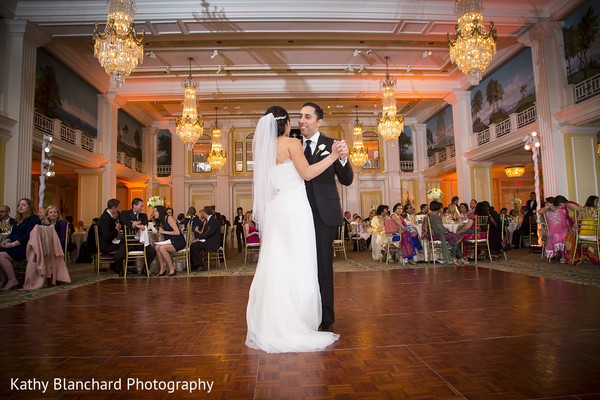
[157,165,172,177]
[34,112,96,153]
[400,161,414,172]
[116,152,144,173]
[573,72,600,104]
[427,144,456,168]
[135,160,142,173]
[474,105,537,149]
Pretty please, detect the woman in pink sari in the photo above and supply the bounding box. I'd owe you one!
[539,196,580,263]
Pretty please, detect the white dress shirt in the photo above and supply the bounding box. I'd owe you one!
[302,132,347,166]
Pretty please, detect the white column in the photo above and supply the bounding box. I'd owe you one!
[445,90,473,202]
[518,21,569,196]
[169,126,185,214]
[214,124,231,218]
[412,123,427,204]
[97,93,124,206]
[142,126,158,177]
[4,21,49,207]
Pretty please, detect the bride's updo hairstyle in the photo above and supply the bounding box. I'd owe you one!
[264,106,289,136]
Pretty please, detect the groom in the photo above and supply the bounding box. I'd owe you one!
[299,102,353,332]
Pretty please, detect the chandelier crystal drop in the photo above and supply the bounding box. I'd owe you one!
[448,0,497,86]
[208,107,227,171]
[92,0,144,88]
[349,106,369,168]
[176,58,204,151]
[377,57,404,146]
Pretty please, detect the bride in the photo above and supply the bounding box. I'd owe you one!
[246,106,341,353]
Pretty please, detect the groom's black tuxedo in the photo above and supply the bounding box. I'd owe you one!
[304,133,353,325]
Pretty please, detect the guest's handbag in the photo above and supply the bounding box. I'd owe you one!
[384,218,398,234]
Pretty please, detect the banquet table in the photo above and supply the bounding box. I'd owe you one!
[70,232,87,261]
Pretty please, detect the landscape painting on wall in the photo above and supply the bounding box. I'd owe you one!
[563,0,600,85]
[117,110,142,162]
[471,48,535,133]
[157,129,171,165]
[425,105,454,157]
[398,125,413,161]
[34,49,98,137]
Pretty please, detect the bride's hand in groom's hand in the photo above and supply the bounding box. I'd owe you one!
[335,140,349,160]
[331,141,342,160]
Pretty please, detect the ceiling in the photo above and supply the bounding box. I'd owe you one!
[3,0,586,165]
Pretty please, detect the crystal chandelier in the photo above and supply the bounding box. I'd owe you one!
[92,0,144,88]
[349,106,369,168]
[448,0,497,86]
[504,166,525,178]
[377,57,404,146]
[208,107,227,171]
[176,58,204,151]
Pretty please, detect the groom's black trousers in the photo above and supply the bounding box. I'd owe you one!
[312,206,337,325]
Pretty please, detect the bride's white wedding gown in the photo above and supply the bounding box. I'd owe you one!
[246,160,339,353]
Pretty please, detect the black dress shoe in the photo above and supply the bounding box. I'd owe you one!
[318,322,333,332]
[194,265,206,271]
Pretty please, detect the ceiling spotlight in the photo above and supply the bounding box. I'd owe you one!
[423,50,432,58]
[216,65,222,73]
[353,49,362,57]
[211,49,219,59]
[357,65,364,73]
[145,51,157,59]
[345,65,353,72]
[365,50,372,56]
[164,66,170,74]
[407,65,412,72]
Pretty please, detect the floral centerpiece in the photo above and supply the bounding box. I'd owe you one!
[427,188,444,200]
[511,198,522,207]
[147,196,164,208]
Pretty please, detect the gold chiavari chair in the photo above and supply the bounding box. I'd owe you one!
[333,224,347,260]
[464,215,492,264]
[170,224,192,275]
[206,224,228,270]
[571,209,599,264]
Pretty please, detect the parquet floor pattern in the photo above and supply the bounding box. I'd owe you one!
[1,265,600,399]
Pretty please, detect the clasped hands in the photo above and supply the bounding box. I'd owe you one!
[332,140,349,161]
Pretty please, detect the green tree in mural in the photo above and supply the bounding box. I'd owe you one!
[157,133,172,165]
[485,79,504,112]
[520,84,528,99]
[564,25,576,78]
[426,127,434,156]
[471,89,483,117]
[34,66,62,117]
[576,6,600,78]
[398,131,412,158]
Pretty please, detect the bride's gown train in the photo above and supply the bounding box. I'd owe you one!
[246,160,339,353]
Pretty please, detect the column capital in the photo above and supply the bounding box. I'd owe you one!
[444,90,470,106]
[8,20,51,48]
[518,21,564,48]
[98,93,126,108]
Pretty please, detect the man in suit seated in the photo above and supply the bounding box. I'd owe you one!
[97,198,124,275]
[511,205,535,249]
[183,207,203,240]
[190,206,221,271]
[0,205,16,230]
[117,198,156,276]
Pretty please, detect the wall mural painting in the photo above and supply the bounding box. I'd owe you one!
[470,48,535,133]
[117,109,143,162]
[563,0,600,85]
[398,125,413,162]
[157,129,172,165]
[34,49,99,137]
[425,105,454,157]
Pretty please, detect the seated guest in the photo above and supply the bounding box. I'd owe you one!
[98,198,123,274]
[76,220,86,232]
[153,205,186,276]
[176,213,186,232]
[449,196,460,208]
[352,216,371,248]
[447,203,459,217]
[390,203,421,265]
[0,198,42,290]
[403,204,416,220]
[0,204,16,231]
[166,208,174,218]
[190,206,222,271]
[37,206,46,221]
[343,211,352,240]
[44,205,68,251]
[193,209,208,240]
[511,205,534,248]
[422,201,465,265]
[583,195,598,210]
[483,201,504,258]
[76,217,99,264]
[243,211,260,244]
[459,203,469,216]
[371,205,388,261]
[416,204,429,215]
[118,198,157,276]
[363,211,374,224]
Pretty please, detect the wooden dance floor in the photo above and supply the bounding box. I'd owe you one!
[2,265,600,399]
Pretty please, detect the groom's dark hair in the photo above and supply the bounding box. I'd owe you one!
[264,106,289,137]
[302,102,323,120]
